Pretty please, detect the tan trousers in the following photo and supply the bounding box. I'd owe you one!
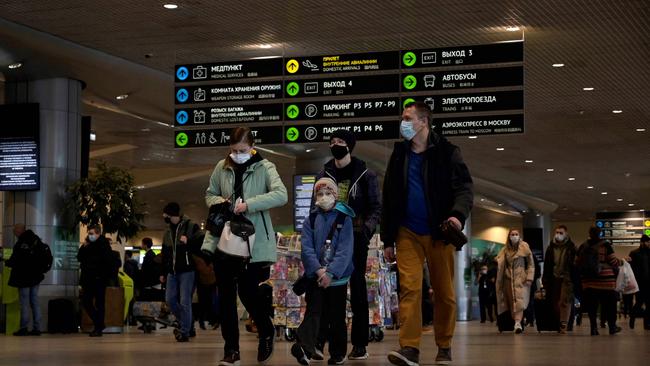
[397,227,456,349]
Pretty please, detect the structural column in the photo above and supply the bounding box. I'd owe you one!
[455,214,472,321]
[3,78,82,331]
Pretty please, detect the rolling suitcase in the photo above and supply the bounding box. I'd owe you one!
[534,291,559,332]
[133,301,175,333]
[497,310,515,332]
[48,299,77,334]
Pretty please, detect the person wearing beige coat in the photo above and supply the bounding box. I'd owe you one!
[496,229,535,333]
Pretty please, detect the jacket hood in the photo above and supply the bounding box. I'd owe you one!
[323,157,369,201]
[18,230,38,244]
[550,238,575,248]
[334,202,356,218]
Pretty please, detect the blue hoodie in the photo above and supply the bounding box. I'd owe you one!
[301,202,355,286]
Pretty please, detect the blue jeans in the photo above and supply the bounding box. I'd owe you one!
[18,286,42,331]
[165,271,195,336]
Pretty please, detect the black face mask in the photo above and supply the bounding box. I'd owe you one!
[164,217,171,224]
[330,145,349,160]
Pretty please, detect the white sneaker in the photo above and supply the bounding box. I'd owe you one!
[514,322,523,334]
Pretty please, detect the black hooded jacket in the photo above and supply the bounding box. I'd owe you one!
[316,156,382,244]
[381,131,473,247]
[77,235,115,287]
[6,230,45,288]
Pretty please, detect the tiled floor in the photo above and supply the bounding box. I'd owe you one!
[0,320,648,365]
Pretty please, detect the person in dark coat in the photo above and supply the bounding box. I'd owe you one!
[629,234,650,330]
[313,129,382,361]
[77,224,114,337]
[477,265,496,323]
[382,102,473,365]
[139,237,162,300]
[542,225,579,334]
[5,224,46,336]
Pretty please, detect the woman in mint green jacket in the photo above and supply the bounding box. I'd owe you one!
[202,127,288,366]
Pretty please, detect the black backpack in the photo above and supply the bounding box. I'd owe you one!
[31,239,53,274]
[578,241,603,278]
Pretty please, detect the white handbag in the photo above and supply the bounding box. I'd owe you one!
[217,219,255,258]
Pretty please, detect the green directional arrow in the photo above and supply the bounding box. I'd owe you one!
[403,52,416,67]
[286,82,300,97]
[403,75,417,90]
[176,132,189,147]
[286,127,299,142]
[402,98,416,109]
[286,104,300,119]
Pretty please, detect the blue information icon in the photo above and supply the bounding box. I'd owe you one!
[176,67,189,81]
[176,110,188,125]
[596,221,604,228]
[176,88,189,103]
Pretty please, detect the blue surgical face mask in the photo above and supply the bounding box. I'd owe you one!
[400,120,417,140]
[88,234,98,242]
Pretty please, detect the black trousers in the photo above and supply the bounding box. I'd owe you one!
[583,288,618,331]
[214,255,273,353]
[298,281,348,359]
[631,290,650,327]
[81,280,106,331]
[195,283,218,324]
[479,293,496,322]
[318,236,369,348]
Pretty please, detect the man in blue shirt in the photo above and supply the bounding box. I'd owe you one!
[382,102,473,366]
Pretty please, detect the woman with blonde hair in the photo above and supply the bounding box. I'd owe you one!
[496,229,535,333]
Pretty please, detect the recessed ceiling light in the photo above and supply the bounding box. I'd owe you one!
[546,168,554,172]
[163,4,178,9]
[524,160,533,163]
[601,192,608,195]
[568,177,576,181]
[8,62,22,69]
[582,87,595,91]
[552,63,565,68]
[612,110,623,114]
[141,128,150,132]
[628,203,635,207]
[505,26,520,32]
[496,147,505,151]
[587,186,594,189]
[480,198,485,202]
[616,198,623,202]
[468,136,478,139]
[258,44,273,49]
[498,203,504,206]
[305,148,315,153]
[116,94,129,100]
[636,128,646,132]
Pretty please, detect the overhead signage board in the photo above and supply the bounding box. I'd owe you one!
[596,211,650,245]
[174,104,283,126]
[284,121,399,144]
[285,97,399,120]
[0,104,40,191]
[175,58,284,82]
[174,126,284,148]
[400,66,523,92]
[285,51,399,75]
[294,175,317,232]
[284,74,399,98]
[401,41,524,68]
[432,114,524,137]
[175,81,283,104]
[402,90,523,114]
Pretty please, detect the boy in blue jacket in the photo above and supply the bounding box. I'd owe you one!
[292,177,355,365]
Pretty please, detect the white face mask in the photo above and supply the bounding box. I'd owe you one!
[481,269,488,275]
[555,234,566,242]
[88,234,98,242]
[315,193,336,211]
[400,120,417,140]
[230,152,251,165]
[510,235,520,244]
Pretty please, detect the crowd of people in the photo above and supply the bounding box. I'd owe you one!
[2,102,648,366]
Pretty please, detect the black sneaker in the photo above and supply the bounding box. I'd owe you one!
[29,329,42,336]
[291,343,311,365]
[348,346,368,360]
[609,326,622,335]
[219,351,241,366]
[257,335,274,364]
[189,328,197,338]
[388,347,419,366]
[435,348,452,365]
[174,328,189,342]
[89,330,103,337]
[328,356,347,365]
[13,328,29,337]
[312,344,324,361]
[629,316,635,329]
